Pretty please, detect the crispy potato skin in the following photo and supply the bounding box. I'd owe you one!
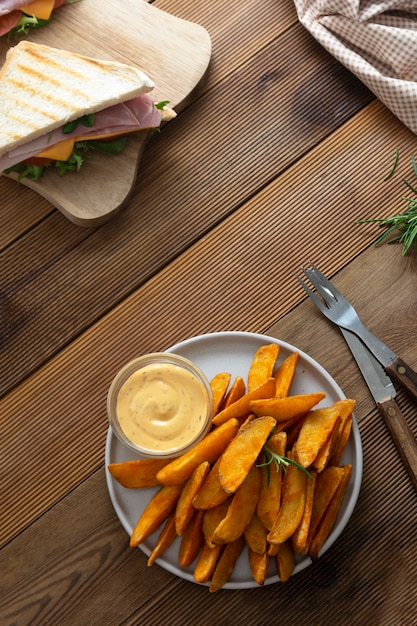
[274,351,299,398]
[248,344,280,392]
[250,392,326,422]
[130,483,183,547]
[212,378,276,427]
[123,346,356,590]
[309,465,352,560]
[107,458,172,488]
[147,513,177,566]
[178,509,205,567]
[156,418,240,486]
[175,461,210,536]
[267,461,307,545]
[210,372,232,414]
[219,416,276,494]
[193,456,230,511]
[212,465,261,544]
[209,536,245,593]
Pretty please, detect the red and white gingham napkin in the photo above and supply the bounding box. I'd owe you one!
[293,1,417,133]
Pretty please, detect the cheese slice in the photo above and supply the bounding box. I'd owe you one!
[20,0,58,21]
[35,137,75,160]
[34,130,142,161]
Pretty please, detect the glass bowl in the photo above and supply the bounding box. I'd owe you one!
[107,352,214,458]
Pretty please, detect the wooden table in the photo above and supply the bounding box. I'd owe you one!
[1,1,416,624]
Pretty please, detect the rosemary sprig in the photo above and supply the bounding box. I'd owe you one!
[257,444,312,484]
[358,151,417,255]
[359,197,417,255]
[383,147,399,181]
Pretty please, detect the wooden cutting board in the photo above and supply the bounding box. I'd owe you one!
[0,0,211,226]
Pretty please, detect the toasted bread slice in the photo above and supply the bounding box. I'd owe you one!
[0,41,155,156]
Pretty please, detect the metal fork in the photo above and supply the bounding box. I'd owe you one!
[296,262,417,403]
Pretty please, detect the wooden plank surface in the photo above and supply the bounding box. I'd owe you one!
[1,244,415,625]
[155,0,297,89]
[1,99,415,548]
[0,20,374,398]
[1,0,417,623]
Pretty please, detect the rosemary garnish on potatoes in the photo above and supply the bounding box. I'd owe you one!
[257,444,312,479]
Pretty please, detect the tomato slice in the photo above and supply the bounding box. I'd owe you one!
[23,157,53,166]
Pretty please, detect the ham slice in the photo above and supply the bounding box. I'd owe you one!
[0,94,164,171]
[0,1,33,16]
[0,10,20,34]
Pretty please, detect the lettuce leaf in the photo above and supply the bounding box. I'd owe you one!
[5,137,127,181]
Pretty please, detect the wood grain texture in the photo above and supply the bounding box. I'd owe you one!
[0,21,374,397]
[155,0,297,90]
[0,469,178,625]
[2,0,417,622]
[0,0,212,225]
[0,249,416,625]
[0,178,54,250]
[1,107,417,549]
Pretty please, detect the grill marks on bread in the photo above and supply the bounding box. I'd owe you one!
[0,41,155,155]
[7,59,88,137]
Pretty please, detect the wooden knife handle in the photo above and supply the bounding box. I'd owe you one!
[378,397,417,490]
[385,356,417,403]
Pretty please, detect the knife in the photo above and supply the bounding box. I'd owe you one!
[341,328,417,490]
[339,318,417,405]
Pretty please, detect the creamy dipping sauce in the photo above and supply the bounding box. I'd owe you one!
[116,362,209,453]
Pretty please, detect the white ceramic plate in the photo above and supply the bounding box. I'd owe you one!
[105,331,362,589]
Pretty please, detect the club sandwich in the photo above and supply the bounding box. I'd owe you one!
[0,40,175,179]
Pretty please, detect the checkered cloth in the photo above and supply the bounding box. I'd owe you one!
[293,1,417,133]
